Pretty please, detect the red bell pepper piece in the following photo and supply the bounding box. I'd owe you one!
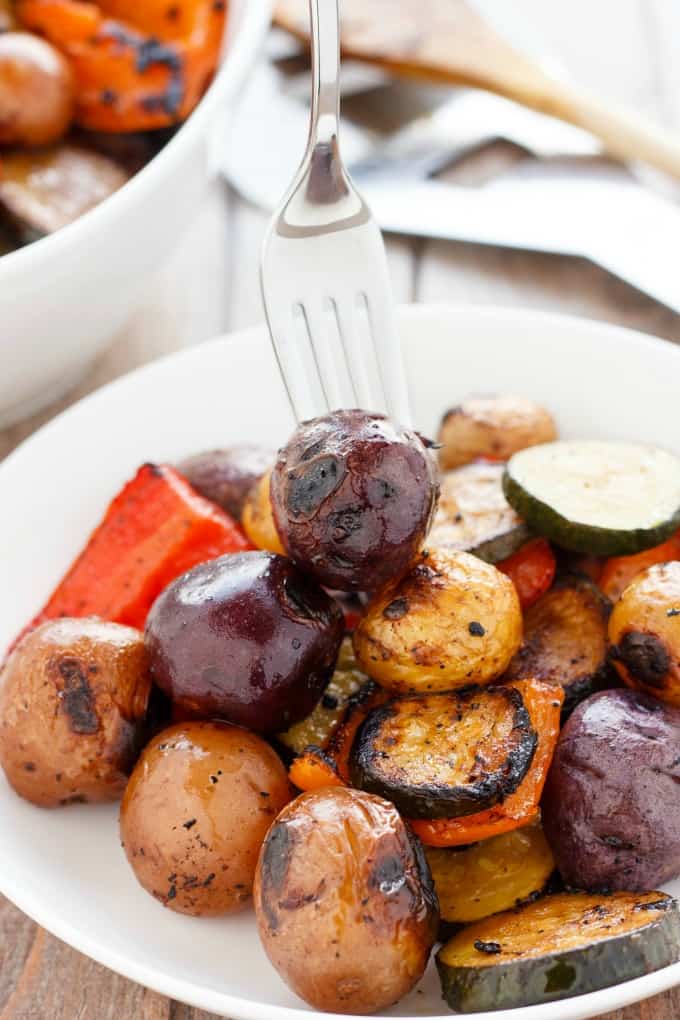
[30,463,252,634]
[497,537,556,610]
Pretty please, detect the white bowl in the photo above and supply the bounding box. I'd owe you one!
[0,304,679,1020]
[0,0,272,429]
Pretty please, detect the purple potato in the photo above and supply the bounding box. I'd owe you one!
[145,551,344,733]
[177,445,273,520]
[270,410,440,591]
[542,689,680,891]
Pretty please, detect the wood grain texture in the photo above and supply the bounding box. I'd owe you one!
[2,0,680,1017]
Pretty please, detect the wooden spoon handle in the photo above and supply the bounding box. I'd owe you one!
[541,83,680,178]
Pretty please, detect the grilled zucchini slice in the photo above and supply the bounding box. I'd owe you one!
[278,637,368,755]
[350,686,537,820]
[428,461,531,563]
[426,822,555,930]
[504,441,680,556]
[504,573,613,716]
[437,891,680,1013]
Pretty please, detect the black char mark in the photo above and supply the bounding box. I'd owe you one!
[613,631,671,688]
[57,658,99,734]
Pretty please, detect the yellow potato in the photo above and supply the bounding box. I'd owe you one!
[241,470,285,554]
[437,395,557,471]
[353,548,522,692]
[609,561,680,706]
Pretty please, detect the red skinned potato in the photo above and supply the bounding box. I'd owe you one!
[121,722,292,915]
[271,410,439,592]
[541,689,680,890]
[0,618,150,806]
[177,445,273,521]
[255,786,438,1014]
[145,551,344,733]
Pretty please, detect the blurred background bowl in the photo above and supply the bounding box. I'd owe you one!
[0,0,273,430]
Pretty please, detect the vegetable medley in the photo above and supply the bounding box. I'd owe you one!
[0,0,226,254]
[1,396,680,1015]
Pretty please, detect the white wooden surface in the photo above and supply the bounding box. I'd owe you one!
[2,2,680,1016]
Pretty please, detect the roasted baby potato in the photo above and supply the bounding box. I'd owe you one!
[541,689,680,890]
[121,721,291,916]
[145,551,344,733]
[0,32,74,146]
[254,786,438,1014]
[428,460,531,563]
[353,548,522,693]
[505,573,613,717]
[177,445,273,521]
[609,561,680,706]
[241,469,285,554]
[271,409,439,592]
[0,618,150,806]
[350,686,537,819]
[425,821,555,929]
[437,395,557,471]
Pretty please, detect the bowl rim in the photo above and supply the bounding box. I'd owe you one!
[0,0,273,282]
[1,303,679,1020]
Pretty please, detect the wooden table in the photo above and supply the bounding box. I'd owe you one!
[2,1,680,1016]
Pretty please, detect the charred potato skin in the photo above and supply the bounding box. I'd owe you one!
[350,687,537,819]
[145,551,344,733]
[120,721,292,916]
[0,32,74,147]
[353,549,523,693]
[177,445,273,521]
[0,618,150,807]
[254,786,438,1014]
[270,410,440,592]
[541,689,680,891]
[609,562,680,706]
[437,395,557,471]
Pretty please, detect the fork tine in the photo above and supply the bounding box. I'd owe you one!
[364,288,412,427]
[302,300,356,412]
[335,294,380,412]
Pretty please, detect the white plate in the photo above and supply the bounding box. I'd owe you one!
[0,304,678,1020]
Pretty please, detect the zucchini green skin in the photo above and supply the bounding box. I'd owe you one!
[503,469,680,557]
[471,523,533,564]
[349,687,537,820]
[436,899,680,1013]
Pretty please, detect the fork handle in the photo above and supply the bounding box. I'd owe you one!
[308,0,341,149]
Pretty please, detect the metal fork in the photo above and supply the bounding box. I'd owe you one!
[260,0,412,427]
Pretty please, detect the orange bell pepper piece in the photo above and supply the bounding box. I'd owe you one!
[410,678,564,847]
[497,537,557,610]
[290,684,390,792]
[23,463,251,638]
[17,0,226,131]
[599,530,680,602]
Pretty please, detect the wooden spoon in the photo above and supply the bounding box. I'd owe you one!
[274,0,680,179]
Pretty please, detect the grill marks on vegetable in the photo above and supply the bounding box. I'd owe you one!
[611,631,671,689]
[286,456,344,518]
[350,686,537,819]
[54,657,100,734]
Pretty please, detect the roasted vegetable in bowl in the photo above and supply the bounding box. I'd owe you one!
[609,561,680,706]
[542,689,680,891]
[353,548,522,693]
[437,394,557,470]
[121,721,292,916]
[270,409,439,591]
[0,617,150,806]
[437,891,680,1013]
[145,551,345,733]
[254,786,438,1014]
